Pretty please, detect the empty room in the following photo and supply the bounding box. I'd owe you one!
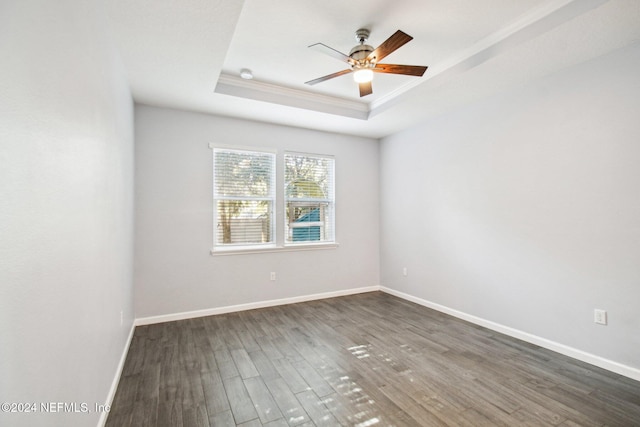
[2,0,640,426]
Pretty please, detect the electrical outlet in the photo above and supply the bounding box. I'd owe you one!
[594,309,607,325]
[270,272,276,281]
[402,267,408,277]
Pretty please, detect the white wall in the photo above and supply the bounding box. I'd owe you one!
[380,42,640,373]
[134,105,379,319]
[0,1,134,426]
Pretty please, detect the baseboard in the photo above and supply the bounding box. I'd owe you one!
[380,286,640,382]
[131,285,639,382]
[135,285,381,326]
[97,322,136,427]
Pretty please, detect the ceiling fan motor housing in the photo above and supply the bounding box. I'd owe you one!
[350,28,374,68]
[349,44,374,61]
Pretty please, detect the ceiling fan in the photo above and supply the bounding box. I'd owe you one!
[305,28,428,97]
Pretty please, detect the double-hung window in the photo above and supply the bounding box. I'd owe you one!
[284,153,335,245]
[213,147,275,249]
[211,146,335,252]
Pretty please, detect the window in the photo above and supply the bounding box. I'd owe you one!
[211,146,336,253]
[285,153,335,244]
[213,148,275,249]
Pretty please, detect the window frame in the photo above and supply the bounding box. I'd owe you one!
[209,144,338,255]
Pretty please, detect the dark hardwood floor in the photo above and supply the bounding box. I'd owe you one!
[105,292,640,426]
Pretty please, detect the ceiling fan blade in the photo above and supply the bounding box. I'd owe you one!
[373,64,428,76]
[367,30,413,63]
[305,69,352,86]
[308,43,352,63]
[359,81,372,97]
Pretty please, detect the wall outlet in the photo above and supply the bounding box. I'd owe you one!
[594,309,607,325]
[270,272,276,281]
[402,267,408,277]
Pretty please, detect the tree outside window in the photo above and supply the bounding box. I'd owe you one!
[213,149,275,246]
[285,153,335,244]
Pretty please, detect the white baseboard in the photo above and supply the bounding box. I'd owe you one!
[97,322,136,427]
[127,285,639,382]
[135,286,380,326]
[380,286,640,382]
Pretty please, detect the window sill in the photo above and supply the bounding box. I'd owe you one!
[210,242,339,256]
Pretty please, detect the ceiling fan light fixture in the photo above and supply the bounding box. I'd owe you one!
[306,29,427,97]
[353,68,373,83]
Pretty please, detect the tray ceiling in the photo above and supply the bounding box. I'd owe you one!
[107,0,640,138]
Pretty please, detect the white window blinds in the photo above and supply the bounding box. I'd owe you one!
[284,153,335,244]
[213,148,275,247]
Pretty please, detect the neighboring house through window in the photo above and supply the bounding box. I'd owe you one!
[285,153,335,244]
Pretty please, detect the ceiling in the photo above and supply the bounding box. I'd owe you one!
[106,0,640,138]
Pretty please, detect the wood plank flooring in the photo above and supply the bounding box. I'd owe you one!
[105,292,640,426]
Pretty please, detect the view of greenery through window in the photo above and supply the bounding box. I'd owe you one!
[214,149,274,245]
[213,148,334,248]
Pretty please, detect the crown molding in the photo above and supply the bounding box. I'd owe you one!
[215,73,370,120]
[369,0,608,115]
[215,0,608,121]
